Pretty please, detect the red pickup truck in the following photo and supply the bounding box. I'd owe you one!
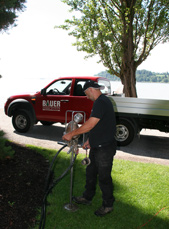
[4,76,169,146]
[4,76,111,133]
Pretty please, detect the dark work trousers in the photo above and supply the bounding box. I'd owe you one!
[83,144,116,207]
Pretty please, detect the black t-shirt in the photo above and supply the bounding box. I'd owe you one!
[89,94,116,148]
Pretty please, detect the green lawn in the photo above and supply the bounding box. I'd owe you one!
[31,146,169,229]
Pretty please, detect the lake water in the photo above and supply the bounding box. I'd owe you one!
[0,77,169,108]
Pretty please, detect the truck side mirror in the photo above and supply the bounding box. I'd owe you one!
[41,88,46,96]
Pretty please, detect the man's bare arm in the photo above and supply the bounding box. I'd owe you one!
[62,117,100,142]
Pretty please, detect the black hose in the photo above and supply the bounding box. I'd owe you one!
[44,144,68,192]
[39,144,77,229]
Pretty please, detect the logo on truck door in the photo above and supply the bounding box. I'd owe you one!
[42,100,61,111]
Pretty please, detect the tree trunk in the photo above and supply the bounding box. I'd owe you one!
[120,7,137,98]
[121,64,137,97]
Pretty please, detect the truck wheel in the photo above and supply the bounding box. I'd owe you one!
[40,121,55,126]
[115,119,135,146]
[12,110,33,133]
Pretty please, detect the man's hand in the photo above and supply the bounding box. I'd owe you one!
[62,132,73,142]
[83,139,91,149]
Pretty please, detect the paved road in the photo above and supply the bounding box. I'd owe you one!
[0,109,169,166]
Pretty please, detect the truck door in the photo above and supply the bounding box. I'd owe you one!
[69,79,93,121]
[35,79,72,123]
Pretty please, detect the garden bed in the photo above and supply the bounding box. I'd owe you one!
[0,142,49,229]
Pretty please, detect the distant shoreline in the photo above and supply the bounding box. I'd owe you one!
[97,69,169,83]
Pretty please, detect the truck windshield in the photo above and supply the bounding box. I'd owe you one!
[46,79,72,95]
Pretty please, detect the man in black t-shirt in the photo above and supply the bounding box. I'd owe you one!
[89,92,116,148]
[62,80,116,216]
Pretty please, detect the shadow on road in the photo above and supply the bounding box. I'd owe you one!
[14,124,65,142]
[14,123,169,161]
[118,134,169,160]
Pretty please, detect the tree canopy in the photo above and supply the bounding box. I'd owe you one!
[0,0,27,32]
[58,0,169,97]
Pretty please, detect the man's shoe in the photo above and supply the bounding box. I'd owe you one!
[72,196,91,205]
[94,206,113,216]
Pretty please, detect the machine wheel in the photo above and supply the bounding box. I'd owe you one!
[12,110,33,133]
[40,121,55,126]
[115,119,135,146]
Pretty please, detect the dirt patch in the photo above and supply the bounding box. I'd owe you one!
[0,142,49,229]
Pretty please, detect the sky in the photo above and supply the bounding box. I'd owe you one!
[0,0,169,80]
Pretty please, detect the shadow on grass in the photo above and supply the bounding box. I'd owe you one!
[37,152,169,229]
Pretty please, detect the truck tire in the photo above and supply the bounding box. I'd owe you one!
[115,119,135,146]
[12,110,34,133]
